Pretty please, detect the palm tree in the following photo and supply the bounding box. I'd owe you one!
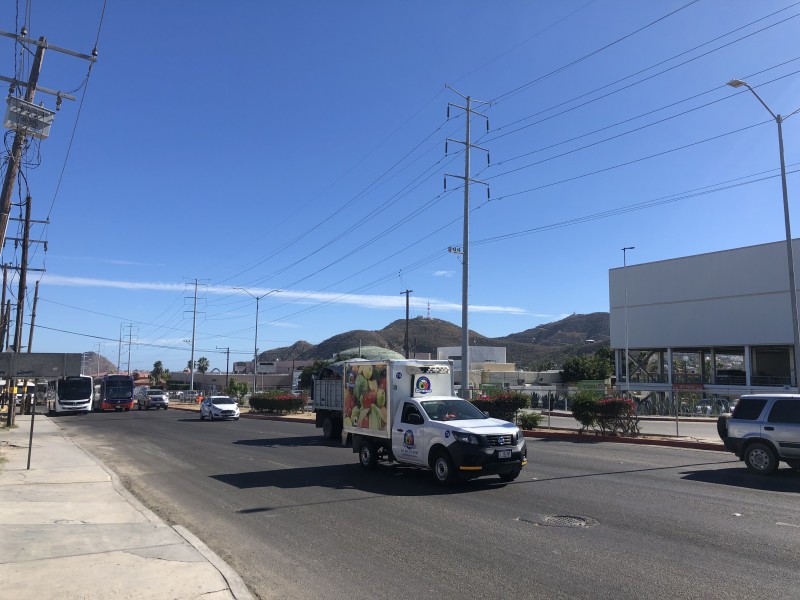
[197,357,210,374]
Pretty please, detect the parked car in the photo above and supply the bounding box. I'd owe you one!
[717,394,800,475]
[138,389,169,411]
[200,396,240,421]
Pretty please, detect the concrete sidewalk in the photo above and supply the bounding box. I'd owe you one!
[0,415,253,600]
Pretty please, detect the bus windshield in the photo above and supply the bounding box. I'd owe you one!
[58,378,93,400]
[107,380,133,399]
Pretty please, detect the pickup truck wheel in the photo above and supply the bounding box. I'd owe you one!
[744,442,778,475]
[716,415,728,440]
[322,417,334,439]
[359,441,378,470]
[433,450,457,486]
[137,403,141,411]
[499,468,521,482]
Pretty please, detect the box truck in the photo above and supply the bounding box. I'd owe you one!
[313,359,527,484]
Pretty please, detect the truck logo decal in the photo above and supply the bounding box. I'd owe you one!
[403,430,415,449]
[415,376,432,394]
[445,430,450,438]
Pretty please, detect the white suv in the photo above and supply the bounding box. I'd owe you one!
[718,394,800,475]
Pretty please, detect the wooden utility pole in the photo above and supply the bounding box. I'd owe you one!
[12,195,31,353]
[27,280,39,352]
[0,265,7,346]
[217,346,230,389]
[0,39,45,250]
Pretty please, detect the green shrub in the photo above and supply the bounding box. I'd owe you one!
[571,395,639,436]
[517,411,543,430]
[471,391,530,423]
[248,393,305,414]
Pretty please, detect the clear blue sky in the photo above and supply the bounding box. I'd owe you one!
[3,0,799,373]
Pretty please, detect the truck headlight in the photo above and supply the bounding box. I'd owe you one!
[452,431,481,445]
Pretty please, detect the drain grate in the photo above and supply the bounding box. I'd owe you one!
[518,514,598,528]
[544,515,592,527]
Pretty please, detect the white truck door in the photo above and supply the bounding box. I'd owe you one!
[391,401,428,466]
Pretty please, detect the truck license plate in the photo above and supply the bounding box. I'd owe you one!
[498,449,512,459]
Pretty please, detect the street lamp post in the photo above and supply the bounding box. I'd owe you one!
[622,246,635,394]
[235,288,279,396]
[728,79,800,388]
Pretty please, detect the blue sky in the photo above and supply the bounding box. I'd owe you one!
[3,0,799,373]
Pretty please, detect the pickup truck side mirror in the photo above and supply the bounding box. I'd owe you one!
[407,413,424,425]
[483,411,490,418]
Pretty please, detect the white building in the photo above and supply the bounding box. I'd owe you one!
[609,240,798,412]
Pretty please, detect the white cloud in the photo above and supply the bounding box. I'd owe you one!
[433,270,455,278]
[41,274,528,316]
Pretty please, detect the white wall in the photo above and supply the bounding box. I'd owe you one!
[609,240,798,349]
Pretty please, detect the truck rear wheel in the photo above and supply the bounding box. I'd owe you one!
[359,441,378,470]
[432,450,458,486]
[322,417,334,439]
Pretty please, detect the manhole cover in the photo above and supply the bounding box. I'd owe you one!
[518,514,598,528]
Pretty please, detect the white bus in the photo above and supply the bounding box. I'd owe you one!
[49,375,94,415]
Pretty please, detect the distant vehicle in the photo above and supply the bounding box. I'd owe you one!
[717,394,800,474]
[94,374,135,412]
[49,375,94,415]
[199,396,240,421]
[138,389,169,410]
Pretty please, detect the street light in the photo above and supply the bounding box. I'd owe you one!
[235,288,279,395]
[622,246,635,394]
[727,79,800,388]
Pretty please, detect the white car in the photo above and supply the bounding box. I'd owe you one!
[200,396,240,421]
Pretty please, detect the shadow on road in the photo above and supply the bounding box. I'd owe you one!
[211,462,505,502]
[232,436,338,448]
[680,467,800,492]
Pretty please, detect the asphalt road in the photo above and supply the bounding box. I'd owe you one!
[52,409,800,600]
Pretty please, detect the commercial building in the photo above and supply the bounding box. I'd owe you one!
[609,240,799,414]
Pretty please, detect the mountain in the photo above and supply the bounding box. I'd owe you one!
[261,312,610,368]
[82,352,118,375]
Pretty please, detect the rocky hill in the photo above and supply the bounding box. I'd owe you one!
[261,312,610,368]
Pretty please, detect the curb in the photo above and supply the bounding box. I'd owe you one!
[52,417,255,600]
[522,428,724,451]
[170,404,723,451]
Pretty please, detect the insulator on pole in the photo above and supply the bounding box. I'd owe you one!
[445,141,448,154]
[443,178,447,190]
[487,188,491,199]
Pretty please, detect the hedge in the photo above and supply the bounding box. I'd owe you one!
[248,394,305,414]
[471,392,530,423]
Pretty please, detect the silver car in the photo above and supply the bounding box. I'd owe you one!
[718,394,800,475]
[138,389,169,410]
[200,396,240,421]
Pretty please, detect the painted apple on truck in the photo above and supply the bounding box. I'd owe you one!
[313,359,527,485]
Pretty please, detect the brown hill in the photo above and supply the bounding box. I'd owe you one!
[262,312,609,368]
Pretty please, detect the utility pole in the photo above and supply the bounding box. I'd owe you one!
[401,289,413,358]
[217,346,230,389]
[26,280,39,352]
[0,40,44,250]
[117,323,122,372]
[125,324,134,374]
[190,279,198,393]
[0,29,97,250]
[445,88,490,399]
[0,265,7,346]
[12,196,31,352]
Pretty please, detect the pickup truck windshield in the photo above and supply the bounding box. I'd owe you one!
[421,399,486,422]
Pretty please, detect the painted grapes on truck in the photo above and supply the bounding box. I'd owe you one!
[344,363,388,432]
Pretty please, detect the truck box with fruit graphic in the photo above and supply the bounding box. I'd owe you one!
[313,359,527,485]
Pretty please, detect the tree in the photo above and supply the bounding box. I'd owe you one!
[299,359,331,390]
[187,359,194,372]
[226,379,248,404]
[197,357,209,374]
[150,361,165,386]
